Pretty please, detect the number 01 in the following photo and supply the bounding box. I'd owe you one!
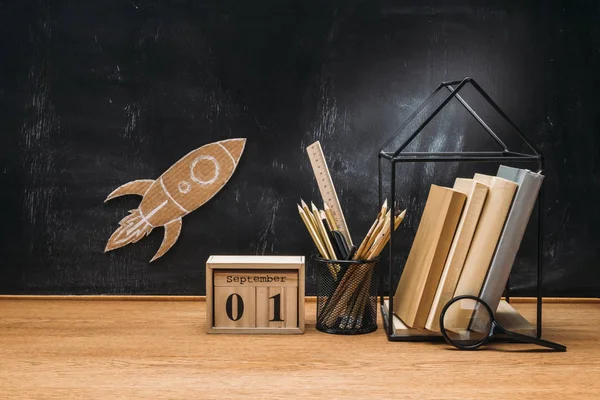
[225,293,285,322]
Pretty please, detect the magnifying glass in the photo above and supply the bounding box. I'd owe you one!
[439,295,566,352]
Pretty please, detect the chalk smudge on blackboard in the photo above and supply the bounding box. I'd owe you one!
[20,12,59,248]
[123,102,141,140]
[308,75,338,143]
[271,159,287,171]
[255,197,280,255]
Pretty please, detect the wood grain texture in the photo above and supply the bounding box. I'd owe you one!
[2,299,598,400]
[214,286,255,328]
[213,270,298,287]
[207,256,304,334]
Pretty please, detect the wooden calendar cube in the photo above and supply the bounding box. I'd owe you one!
[206,256,305,334]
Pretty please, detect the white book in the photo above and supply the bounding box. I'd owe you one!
[425,179,489,332]
[480,165,544,314]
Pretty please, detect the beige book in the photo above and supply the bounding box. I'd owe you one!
[445,174,518,325]
[393,185,466,328]
[383,300,535,338]
[425,179,489,332]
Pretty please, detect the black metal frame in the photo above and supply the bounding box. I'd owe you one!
[377,77,544,341]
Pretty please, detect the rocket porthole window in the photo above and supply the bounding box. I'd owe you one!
[178,180,191,193]
[191,155,219,186]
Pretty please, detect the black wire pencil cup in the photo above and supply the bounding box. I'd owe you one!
[297,191,405,334]
[311,205,405,335]
[377,77,544,342]
[315,257,379,334]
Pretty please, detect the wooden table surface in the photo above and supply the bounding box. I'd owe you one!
[1,298,599,400]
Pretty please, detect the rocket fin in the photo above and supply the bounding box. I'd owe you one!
[150,218,183,262]
[105,179,154,202]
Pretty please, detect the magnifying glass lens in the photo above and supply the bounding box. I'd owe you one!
[441,297,493,349]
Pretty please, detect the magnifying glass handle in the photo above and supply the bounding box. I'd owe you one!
[506,331,566,352]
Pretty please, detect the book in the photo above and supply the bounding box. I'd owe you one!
[393,184,466,328]
[382,300,535,337]
[425,178,489,332]
[447,174,517,323]
[480,166,544,314]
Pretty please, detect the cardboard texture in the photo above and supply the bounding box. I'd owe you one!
[104,139,246,262]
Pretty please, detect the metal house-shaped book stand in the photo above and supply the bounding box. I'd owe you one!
[378,77,544,342]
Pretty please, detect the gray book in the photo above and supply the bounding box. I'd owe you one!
[480,165,544,314]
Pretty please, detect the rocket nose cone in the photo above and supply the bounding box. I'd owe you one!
[220,138,246,162]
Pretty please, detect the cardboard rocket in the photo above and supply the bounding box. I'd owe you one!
[104,138,246,262]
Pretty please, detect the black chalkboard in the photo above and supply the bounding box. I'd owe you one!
[1,0,599,296]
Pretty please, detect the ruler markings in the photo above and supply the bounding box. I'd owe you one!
[306,141,353,247]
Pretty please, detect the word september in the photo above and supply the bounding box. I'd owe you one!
[226,274,288,285]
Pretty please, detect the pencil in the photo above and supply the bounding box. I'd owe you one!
[354,218,378,260]
[354,200,388,260]
[304,200,332,254]
[301,199,320,238]
[324,210,406,327]
[366,210,406,260]
[297,205,328,258]
[348,267,373,329]
[361,210,390,259]
[312,202,338,260]
[324,203,338,231]
[298,204,339,279]
[321,209,334,231]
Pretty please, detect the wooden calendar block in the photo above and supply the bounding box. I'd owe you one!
[255,286,298,328]
[213,270,298,287]
[206,255,305,334]
[213,286,255,328]
[256,287,282,328]
[283,287,298,328]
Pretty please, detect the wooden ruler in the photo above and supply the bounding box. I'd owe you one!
[306,141,353,247]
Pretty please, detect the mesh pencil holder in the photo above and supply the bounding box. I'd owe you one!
[314,256,379,335]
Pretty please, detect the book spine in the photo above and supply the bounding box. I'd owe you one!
[480,168,544,313]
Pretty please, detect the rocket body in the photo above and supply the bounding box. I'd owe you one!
[139,139,245,227]
[104,138,246,261]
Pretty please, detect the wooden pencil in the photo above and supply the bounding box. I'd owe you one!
[312,202,338,260]
[351,268,374,329]
[361,210,390,259]
[354,218,379,260]
[300,195,405,329]
[366,210,406,260]
[298,204,339,279]
[321,209,334,232]
[323,210,406,327]
[345,268,371,328]
[324,203,338,231]
[297,205,328,258]
[353,200,388,260]
[301,199,321,240]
